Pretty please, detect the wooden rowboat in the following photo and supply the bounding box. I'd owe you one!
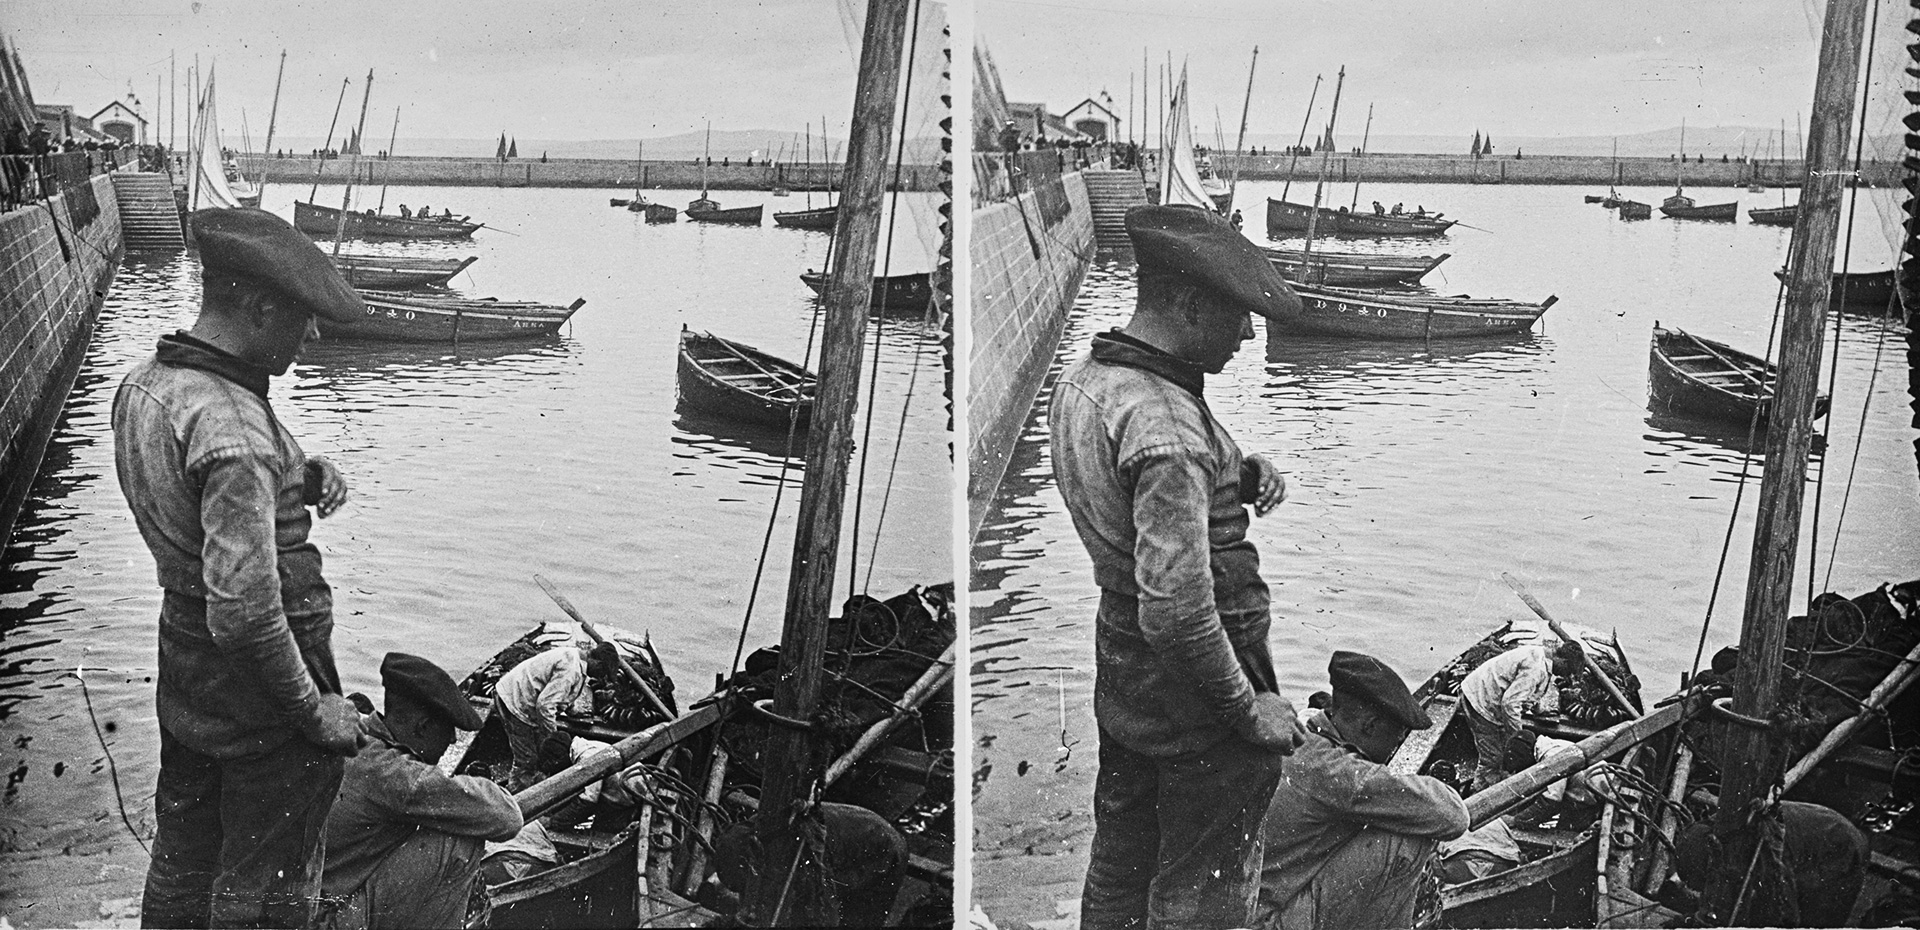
[1262,248,1451,287]
[684,198,763,225]
[323,290,585,343]
[1583,194,1606,204]
[799,270,934,314]
[1648,324,1829,427]
[608,197,631,208]
[675,327,816,427]
[1267,283,1555,340]
[627,200,679,223]
[1658,194,1737,221]
[1748,204,1798,226]
[1616,200,1651,220]
[330,253,477,289]
[450,585,956,927]
[1267,197,1457,237]
[294,200,483,240]
[773,206,838,229]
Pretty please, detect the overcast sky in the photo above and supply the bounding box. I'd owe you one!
[10,0,948,145]
[975,0,1906,144]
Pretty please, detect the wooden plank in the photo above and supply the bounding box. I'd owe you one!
[1387,694,1456,775]
[1468,702,1684,829]
[513,701,727,819]
[1443,834,1597,909]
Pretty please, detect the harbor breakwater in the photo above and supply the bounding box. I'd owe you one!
[1206,152,1900,187]
[0,166,123,554]
[238,154,942,192]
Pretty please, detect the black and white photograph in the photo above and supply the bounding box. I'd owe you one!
[969,1,1918,929]
[1,0,952,926]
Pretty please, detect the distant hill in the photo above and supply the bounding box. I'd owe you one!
[262,128,944,164]
[1225,125,1900,159]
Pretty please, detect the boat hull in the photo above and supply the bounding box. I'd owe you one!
[1269,284,1552,339]
[330,254,476,289]
[675,328,815,427]
[1748,205,1797,225]
[685,203,763,225]
[799,271,934,313]
[1647,325,1829,426]
[1266,198,1456,237]
[1616,201,1651,220]
[322,292,583,342]
[294,200,481,239]
[772,206,838,229]
[1264,248,1450,287]
[1658,201,1738,221]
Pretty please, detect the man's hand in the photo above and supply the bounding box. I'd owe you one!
[1240,692,1307,755]
[1241,453,1289,517]
[304,455,349,519]
[305,693,365,757]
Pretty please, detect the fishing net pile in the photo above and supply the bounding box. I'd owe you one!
[1421,621,1642,728]
[460,622,678,732]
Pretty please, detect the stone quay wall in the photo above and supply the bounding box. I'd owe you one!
[239,155,942,192]
[1209,152,1900,187]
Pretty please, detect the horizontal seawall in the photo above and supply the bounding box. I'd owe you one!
[238,155,942,192]
[1207,153,1899,187]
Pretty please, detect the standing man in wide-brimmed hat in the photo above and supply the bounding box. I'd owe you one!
[1050,203,1308,930]
[114,207,367,928]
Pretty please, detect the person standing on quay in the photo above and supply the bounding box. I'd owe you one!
[1051,203,1307,930]
[113,208,367,928]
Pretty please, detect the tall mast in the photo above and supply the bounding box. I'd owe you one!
[1229,45,1257,210]
[257,49,285,196]
[1706,0,1869,922]
[742,0,909,922]
[701,122,711,199]
[1280,73,1321,203]
[329,70,374,257]
[1300,65,1345,266]
[804,121,812,210]
[1349,102,1373,212]
[1676,118,1686,194]
[308,77,350,204]
[634,140,642,201]
[375,106,400,213]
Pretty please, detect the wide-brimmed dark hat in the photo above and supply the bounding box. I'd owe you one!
[189,208,362,322]
[1125,203,1301,320]
[1329,650,1432,730]
[380,652,485,730]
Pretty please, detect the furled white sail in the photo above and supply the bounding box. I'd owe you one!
[1158,64,1212,210]
[187,69,245,211]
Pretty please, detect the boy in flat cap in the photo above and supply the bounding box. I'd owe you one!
[113,208,368,928]
[321,653,523,930]
[1050,203,1306,930]
[1256,651,1469,930]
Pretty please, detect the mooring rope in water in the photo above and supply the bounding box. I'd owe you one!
[75,660,149,855]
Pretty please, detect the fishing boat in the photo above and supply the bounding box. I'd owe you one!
[1583,194,1606,204]
[460,7,955,923]
[609,197,630,208]
[1648,324,1830,426]
[1262,247,1450,287]
[183,66,255,211]
[323,290,585,343]
[1616,200,1652,220]
[1266,197,1458,237]
[632,200,679,223]
[329,253,477,289]
[295,199,483,239]
[1268,283,1555,340]
[799,270,933,313]
[1748,204,1799,226]
[773,206,838,229]
[774,122,838,229]
[1772,267,1898,311]
[1659,195,1738,221]
[676,327,817,427]
[686,124,762,224]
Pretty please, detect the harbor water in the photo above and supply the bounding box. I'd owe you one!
[970,180,1916,924]
[0,184,950,907]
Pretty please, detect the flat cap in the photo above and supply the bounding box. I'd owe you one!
[189,208,363,322]
[1126,203,1301,320]
[380,652,485,730]
[1329,650,1432,730]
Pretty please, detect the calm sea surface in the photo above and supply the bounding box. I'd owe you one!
[970,180,1915,922]
[0,185,951,875]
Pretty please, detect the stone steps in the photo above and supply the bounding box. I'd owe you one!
[110,173,184,251]
[1081,168,1149,249]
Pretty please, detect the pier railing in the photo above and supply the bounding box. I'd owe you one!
[2,148,136,214]
[973,145,1110,210]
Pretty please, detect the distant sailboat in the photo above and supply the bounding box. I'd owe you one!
[186,66,257,210]
[1158,63,1220,213]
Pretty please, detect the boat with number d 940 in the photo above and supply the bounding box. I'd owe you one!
[322,290,585,342]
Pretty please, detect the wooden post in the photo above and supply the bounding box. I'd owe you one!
[1707,0,1868,922]
[741,0,910,924]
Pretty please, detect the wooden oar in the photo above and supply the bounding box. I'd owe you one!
[1500,573,1641,719]
[706,334,812,397]
[822,643,955,788]
[1467,702,1684,829]
[513,701,725,819]
[1781,638,1920,792]
[1676,330,1768,391]
[533,574,674,722]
